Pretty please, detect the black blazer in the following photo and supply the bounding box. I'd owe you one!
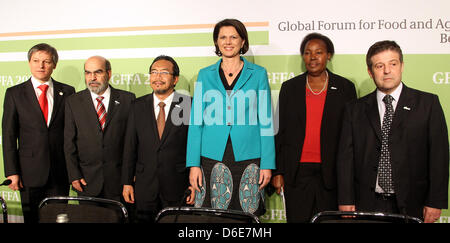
[122,91,191,205]
[275,70,356,189]
[337,84,449,218]
[2,78,75,187]
[64,86,135,198]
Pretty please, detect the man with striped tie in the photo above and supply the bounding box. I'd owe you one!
[64,56,135,203]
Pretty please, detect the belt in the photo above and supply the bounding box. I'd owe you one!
[375,193,396,201]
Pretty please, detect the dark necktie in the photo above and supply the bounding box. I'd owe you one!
[38,84,49,124]
[378,94,395,193]
[96,96,106,131]
[157,102,166,139]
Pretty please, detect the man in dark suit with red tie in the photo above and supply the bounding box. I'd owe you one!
[2,43,75,223]
[337,40,449,223]
[64,56,135,202]
[122,55,194,223]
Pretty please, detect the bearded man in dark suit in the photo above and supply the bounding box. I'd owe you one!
[64,56,135,202]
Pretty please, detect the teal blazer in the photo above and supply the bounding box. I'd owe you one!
[186,57,276,170]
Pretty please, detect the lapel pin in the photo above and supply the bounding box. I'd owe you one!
[403,106,411,110]
[59,92,64,96]
[330,86,337,90]
[175,104,181,108]
[115,100,120,105]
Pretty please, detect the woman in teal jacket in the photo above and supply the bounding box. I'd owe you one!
[186,19,275,215]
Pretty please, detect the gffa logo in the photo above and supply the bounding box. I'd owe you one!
[433,72,450,84]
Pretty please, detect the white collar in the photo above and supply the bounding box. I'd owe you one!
[31,76,53,90]
[153,91,175,108]
[89,85,111,100]
[376,82,403,104]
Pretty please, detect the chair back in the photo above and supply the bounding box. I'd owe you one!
[0,197,7,223]
[38,196,128,223]
[310,211,423,223]
[156,207,260,223]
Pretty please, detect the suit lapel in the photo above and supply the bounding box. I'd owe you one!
[159,100,175,144]
[147,94,161,142]
[104,86,120,131]
[23,79,47,128]
[365,91,382,142]
[230,58,252,97]
[321,72,338,133]
[391,84,412,131]
[296,75,307,130]
[80,89,102,131]
[49,79,63,126]
[209,57,254,98]
[209,60,227,97]
[159,92,185,144]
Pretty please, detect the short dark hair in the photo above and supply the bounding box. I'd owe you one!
[300,33,335,58]
[27,43,59,65]
[213,19,249,56]
[366,40,403,72]
[149,55,180,77]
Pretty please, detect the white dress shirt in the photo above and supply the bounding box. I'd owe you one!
[153,92,174,122]
[90,86,111,113]
[31,76,54,127]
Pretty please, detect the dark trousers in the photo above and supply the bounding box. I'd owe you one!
[76,184,121,201]
[372,193,400,214]
[20,181,69,223]
[135,193,179,223]
[284,163,337,223]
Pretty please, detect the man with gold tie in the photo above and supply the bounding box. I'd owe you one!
[122,55,194,223]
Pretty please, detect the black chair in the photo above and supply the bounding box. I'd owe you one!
[310,211,423,223]
[38,196,129,223]
[0,197,7,223]
[155,207,260,223]
[0,179,11,223]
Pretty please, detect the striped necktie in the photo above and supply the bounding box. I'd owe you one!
[96,96,107,131]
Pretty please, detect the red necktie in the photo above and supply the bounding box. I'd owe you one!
[96,96,107,131]
[38,84,49,123]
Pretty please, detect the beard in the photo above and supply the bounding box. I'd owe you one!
[154,86,171,95]
[152,81,174,95]
[87,80,108,94]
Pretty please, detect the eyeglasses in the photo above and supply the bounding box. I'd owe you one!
[150,71,173,77]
